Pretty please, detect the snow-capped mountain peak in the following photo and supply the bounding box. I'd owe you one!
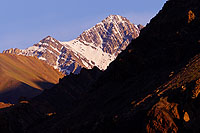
[76,15,140,55]
[3,15,142,75]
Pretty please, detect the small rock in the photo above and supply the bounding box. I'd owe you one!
[183,112,190,122]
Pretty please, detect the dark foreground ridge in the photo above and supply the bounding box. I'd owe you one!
[0,0,200,132]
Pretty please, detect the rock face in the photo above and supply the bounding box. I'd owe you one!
[147,97,179,133]
[3,15,141,74]
[77,15,140,55]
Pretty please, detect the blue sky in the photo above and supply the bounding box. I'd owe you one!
[0,0,166,52]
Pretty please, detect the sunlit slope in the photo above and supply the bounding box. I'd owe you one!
[0,54,64,102]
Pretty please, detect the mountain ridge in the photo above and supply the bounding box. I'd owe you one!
[3,15,142,74]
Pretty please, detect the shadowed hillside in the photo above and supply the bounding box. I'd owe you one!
[0,54,64,103]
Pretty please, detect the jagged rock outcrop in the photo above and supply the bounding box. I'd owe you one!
[146,97,179,133]
[3,15,141,74]
[3,48,22,54]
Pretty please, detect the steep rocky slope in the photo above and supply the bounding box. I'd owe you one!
[1,0,200,132]
[0,54,63,103]
[3,15,141,74]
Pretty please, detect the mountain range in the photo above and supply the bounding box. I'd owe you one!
[1,0,200,132]
[3,15,142,74]
[0,15,141,103]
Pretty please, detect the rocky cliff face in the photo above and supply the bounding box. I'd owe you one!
[3,15,141,74]
[77,15,140,55]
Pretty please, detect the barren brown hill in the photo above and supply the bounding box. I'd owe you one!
[0,54,64,103]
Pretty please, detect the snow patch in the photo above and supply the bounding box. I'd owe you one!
[61,39,116,70]
[38,57,46,61]
[50,45,61,54]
